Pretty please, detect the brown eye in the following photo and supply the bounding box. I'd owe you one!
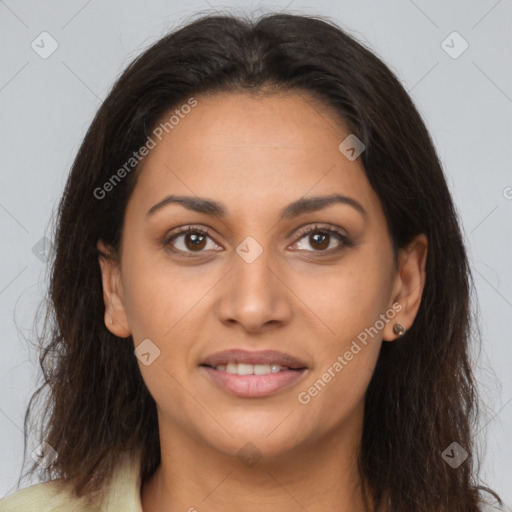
[164,227,221,256]
[290,224,351,255]
[309,231,330,250]
[183,231,207,251]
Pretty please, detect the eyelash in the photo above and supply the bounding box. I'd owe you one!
[163,224,352,258]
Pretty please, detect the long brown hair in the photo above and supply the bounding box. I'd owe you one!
[18,11,502,511]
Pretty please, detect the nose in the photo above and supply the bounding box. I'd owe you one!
[215,244,293,334]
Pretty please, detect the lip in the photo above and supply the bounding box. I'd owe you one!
[201,349,308,369]
[201,366,308,398]
[200,349,309,398]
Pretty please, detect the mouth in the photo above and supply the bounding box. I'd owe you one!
[202,362,302,375]
[199,349,308,398]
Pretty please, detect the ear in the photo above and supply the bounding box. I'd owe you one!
[383,234,428,341]
[97,239,131,338]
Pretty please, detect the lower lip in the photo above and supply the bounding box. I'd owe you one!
[201,366,307,398]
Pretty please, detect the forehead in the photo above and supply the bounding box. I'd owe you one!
[126,91,382,223]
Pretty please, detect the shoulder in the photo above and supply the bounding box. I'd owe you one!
[0,479,98,512]
[0,450,144,512]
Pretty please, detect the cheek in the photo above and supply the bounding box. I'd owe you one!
[296,347,379,440]
[291,250,393,425]
[292,247,394,337]
[119,252,221,403]
[294,293,385,437]
[120,246,213,341]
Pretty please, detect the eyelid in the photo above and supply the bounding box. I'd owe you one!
[162,223,352,256]
[161,225,219,254]
[290,223,352,254]
[293,222,348,239]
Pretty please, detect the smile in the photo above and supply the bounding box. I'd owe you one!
[200,364,307,398]
[211,362,289,375]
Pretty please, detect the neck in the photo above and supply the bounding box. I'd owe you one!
[141,411,369,512]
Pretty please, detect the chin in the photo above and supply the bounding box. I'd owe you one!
[198,414,308,461]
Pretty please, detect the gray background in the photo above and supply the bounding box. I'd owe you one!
[1,0,511,505]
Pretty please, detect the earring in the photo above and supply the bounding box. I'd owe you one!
[393,323,405,336]
[108,317,114,325]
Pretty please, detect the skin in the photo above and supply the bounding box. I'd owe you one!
[98,90,427,512]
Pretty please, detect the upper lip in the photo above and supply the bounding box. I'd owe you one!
[201,349,308,369]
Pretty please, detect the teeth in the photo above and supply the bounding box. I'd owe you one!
[215,363,284,375]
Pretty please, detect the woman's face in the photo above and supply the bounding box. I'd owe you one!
[99,90,426,461]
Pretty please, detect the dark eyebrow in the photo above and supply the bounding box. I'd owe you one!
[146,193,367,220]
[279,194,367,220]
